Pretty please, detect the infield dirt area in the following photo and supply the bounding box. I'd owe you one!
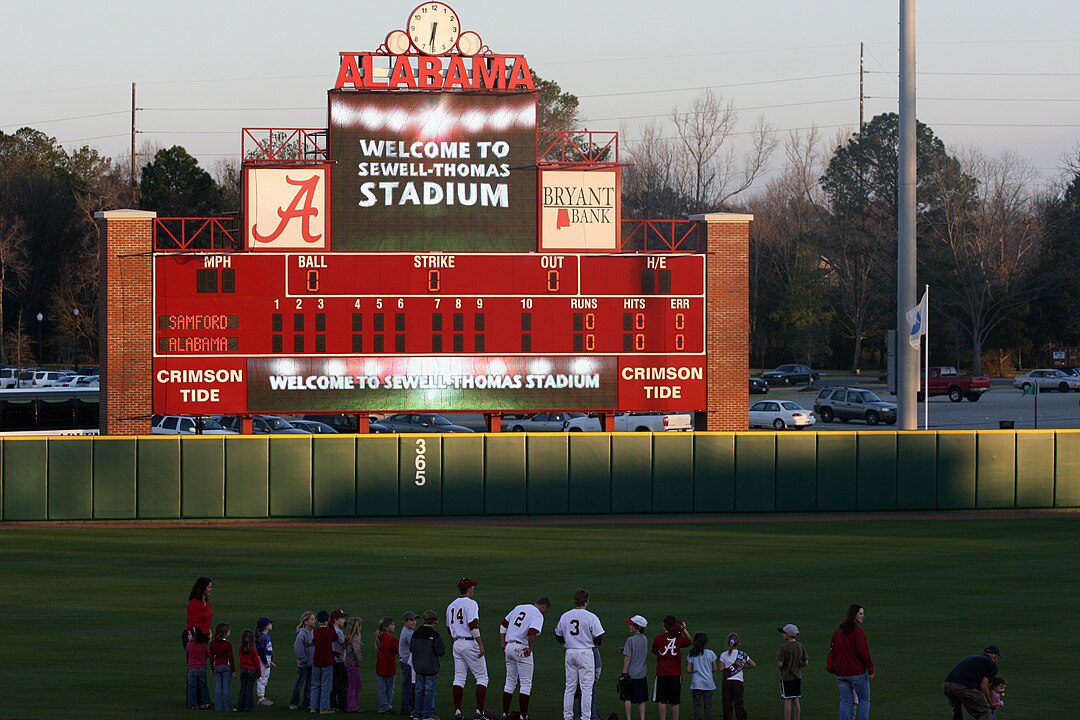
[1,515,1075,718]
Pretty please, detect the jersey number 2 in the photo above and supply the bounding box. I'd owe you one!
[513,611,526,627]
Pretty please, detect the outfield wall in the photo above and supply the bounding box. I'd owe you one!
[1,430,1078,521]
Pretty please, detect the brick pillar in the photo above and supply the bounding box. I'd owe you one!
[692,212,752,431]
[96,209,156,435]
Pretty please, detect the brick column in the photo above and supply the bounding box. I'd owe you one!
[96,209,156,435]
[692,212,752,431]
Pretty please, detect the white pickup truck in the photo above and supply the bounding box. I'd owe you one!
[563,412,694,432]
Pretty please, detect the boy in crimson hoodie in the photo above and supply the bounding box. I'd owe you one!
[651,615,692,720]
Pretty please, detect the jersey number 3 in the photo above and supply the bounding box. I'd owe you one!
[569,619,580,636]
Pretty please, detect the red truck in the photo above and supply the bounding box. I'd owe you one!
[920,366,991,402]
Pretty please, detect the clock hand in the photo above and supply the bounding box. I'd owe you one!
[429,22,437,52]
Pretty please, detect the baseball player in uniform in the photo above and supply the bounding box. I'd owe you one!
[499,597,550,720]
[447,577,489,720]
[555,589,605,720]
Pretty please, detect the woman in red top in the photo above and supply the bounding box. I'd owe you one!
[238,629,263,712]
[184,577,213,647]
[827,604,874,720]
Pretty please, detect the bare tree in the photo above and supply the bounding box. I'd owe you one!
[927,148,1044,373]
[621,122,689,219]
[5,316,36,370]
[670,90,778,212]
[0,216,31,365]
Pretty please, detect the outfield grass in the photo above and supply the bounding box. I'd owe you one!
[0,517,1075,719]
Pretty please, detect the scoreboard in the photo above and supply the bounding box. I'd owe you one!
[152,251,707,415]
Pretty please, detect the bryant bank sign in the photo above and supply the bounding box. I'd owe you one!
[540,170,620,251]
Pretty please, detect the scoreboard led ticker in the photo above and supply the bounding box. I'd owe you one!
[152,252,707,415]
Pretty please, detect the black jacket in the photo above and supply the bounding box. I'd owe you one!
[410,625,445,676]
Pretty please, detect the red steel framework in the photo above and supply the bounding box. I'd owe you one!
[536,130,619,167]
[241,128,328,164]
[154,218,240,252]
[620,219,703,253]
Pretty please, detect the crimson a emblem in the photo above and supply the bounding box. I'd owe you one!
[246,167,329,249]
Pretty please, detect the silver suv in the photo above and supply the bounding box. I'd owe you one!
[813,387,897,425]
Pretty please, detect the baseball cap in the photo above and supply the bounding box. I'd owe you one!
[458,577,478,592]
[625,615,648,629]
[329,608,349,622]
[403,611,418,621]
[256,617,274,629]
[316,610,330,623]
[778,623,800,637]
[984,645,1002,657]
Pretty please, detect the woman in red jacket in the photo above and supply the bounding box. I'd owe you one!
[185,577,213,647]
[827,604,874,720]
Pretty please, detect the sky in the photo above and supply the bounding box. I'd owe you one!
[1,0,1078,189]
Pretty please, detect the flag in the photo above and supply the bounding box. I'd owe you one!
[905,289,928,349]
[1023,382,1039,396]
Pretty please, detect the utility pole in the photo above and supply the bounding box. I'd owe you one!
[130,82,137,206]
[859,41,865,131]
[897,0,918,429]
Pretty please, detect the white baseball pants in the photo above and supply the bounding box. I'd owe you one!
[504,641,535,694]
[562,648,595,720]
[452,638,489,687]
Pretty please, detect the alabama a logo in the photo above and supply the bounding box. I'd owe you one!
[246,167,329,249]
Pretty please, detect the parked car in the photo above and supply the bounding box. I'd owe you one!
[151,415,236,435]
[289,419,339,434]
[302,414,395,434]
[760,364,820,386]
[563,412,693,432]
[75,375,100,387]
[749,400,816,430]
[378,413,474,433]
[813,387,897,425]
[749,376,769,394]
[32,370,75,387]
[217,415,309,434]
[503,412,588,432]
[55,375,92,388]
[0,368,19,389]
[76,365,99,376]
[921,366,991,402]
[1013,369,1080,393]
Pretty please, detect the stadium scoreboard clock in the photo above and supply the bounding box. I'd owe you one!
[150,3,709,419]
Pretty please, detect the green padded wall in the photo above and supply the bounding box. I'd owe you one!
[441,435,483,516]
[92,437,136,519]
[312,436,356,517]
[269,437,312,517]
[816,433,857,511]
[485,435,527,515]
[399,435,441,516]
[181,436,225,518]
[937,432,977,509]
[734,434,775,512]
[693,434,734,512]
[568,434,610,514]
[775,433,816,511]
[1015,432,1054,508]
[976,432,1016,509]
[356,435,399,516]
[856,432,896,510]
[47,438,92,520]
[224,436,269,518]
[136,437,180,519]
[610,434,653,514]
[1055,431,1080,507]
[3,439,47,521]
[526,434,568,514]
[652,433,694,513]
[896,432,937,510]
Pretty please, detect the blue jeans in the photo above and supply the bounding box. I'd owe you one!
[291,666,313,708]
[313,666,334,711]
[412,674,437,719]
[837,673,871,720]
[214,666,233,711]
[187,667,209,708]
[400,661,415,715]
[238,668,257,711]
[378,674,396,712]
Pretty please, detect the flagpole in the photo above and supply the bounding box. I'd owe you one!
[924,284,930,430]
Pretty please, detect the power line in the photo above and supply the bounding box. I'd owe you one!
[588,97,858,123]
[58,132,129,143]
[868,96,1080,102]
[867,70,1080,77]
[540,43,858,66]
[1,109,129,129]
[931,122,1080,128]
[578,72,855,99]
[621,122,851,145]
[143,107,323,112]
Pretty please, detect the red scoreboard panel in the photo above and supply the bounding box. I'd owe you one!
[153,252,706,415]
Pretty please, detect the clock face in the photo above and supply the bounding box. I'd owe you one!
[408,2,460,55]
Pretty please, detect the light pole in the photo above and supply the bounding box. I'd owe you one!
[35,312,43,365]
[896,0,919,429]
[72,307,80,369]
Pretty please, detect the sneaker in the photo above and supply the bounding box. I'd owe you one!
[259,699,274,706]
[290,705,298,710]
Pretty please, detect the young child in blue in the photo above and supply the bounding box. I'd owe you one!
[255,617,276,707]
[686,632,718,720]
